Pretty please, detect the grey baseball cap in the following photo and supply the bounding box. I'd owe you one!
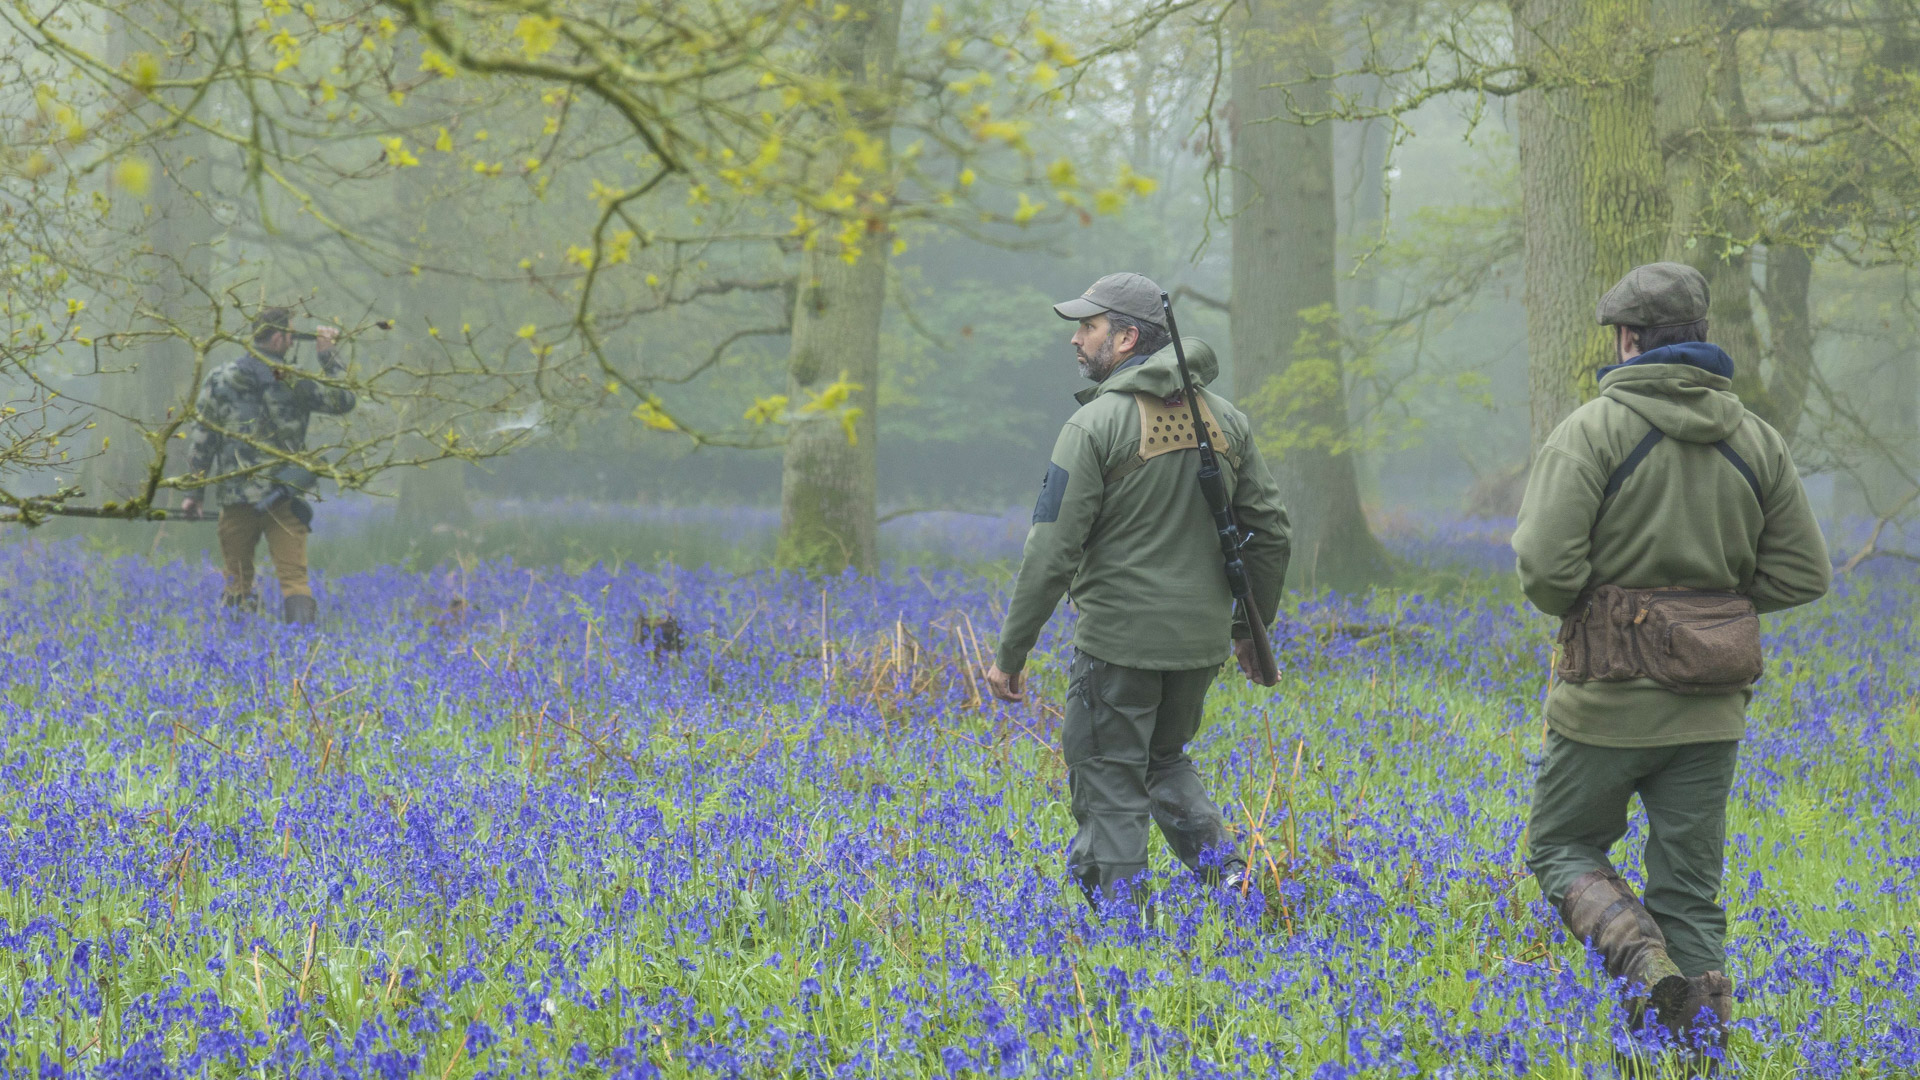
[1053,272,1166,323]
[1596,262,1711,327]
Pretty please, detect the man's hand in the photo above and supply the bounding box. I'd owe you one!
[986,663,1026,702]
[1234,638,1279,687]
[179,497,202,520]
[313,326,342,372]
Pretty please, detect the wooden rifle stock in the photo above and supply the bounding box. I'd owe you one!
[1158,291,1280,686]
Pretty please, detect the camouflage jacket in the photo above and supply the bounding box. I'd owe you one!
[186,350,356,509]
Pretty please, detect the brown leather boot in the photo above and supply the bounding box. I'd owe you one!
[1558,870,1691,1028]
[1670,971,1733,1073]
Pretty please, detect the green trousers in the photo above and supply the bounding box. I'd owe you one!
[1527,729,1740,977]
[1063,649,1242,901]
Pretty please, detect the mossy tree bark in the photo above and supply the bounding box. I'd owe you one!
[776,0,902,575]
[1654,6,1770,412]
[1514,0,1670,449]
[1760,245,1815,441]
[1230,0,1390,593]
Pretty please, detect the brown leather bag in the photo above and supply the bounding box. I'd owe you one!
[1555,584,1762,695]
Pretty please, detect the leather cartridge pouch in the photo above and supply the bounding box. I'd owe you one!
[1555,584,1763,695]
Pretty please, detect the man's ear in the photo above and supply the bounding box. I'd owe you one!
[1115,324,1139,354]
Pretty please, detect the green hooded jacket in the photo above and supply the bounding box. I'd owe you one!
[995,344,1291,674]
[1512,361,1831,748]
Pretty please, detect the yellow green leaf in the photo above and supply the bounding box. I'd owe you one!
[380,136,419,167]
[743,395,788,425]
[514,14,562,60]
[112,157,151,196]
[267,28,301,73]
[630,400,678,431]
[129,52,161,90]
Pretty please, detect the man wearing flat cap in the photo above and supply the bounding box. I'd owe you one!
[985,272,1292,916]
[1512,262,1830,1054]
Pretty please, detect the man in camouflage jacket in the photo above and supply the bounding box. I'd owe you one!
[181,307,356,623]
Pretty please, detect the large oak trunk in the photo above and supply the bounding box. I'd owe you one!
[1230,0,1390,592]
[1513,0,1669,448]
[776,0,902,575]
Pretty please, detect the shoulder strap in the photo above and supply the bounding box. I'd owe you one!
[1596,426,1766,523]
[1602,427,1666,502]
[1711,440,1764,506]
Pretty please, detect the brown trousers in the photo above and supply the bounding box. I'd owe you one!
[217,501,312,601]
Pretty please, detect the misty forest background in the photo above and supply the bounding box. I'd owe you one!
[5,0,1920,583]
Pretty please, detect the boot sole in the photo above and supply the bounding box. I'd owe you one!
[1649,974,1691,1032]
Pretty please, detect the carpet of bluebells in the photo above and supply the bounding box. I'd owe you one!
[2,514,1918,1079]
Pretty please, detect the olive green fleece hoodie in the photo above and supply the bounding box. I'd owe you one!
[1513,361,1831,748]
[995,345,1291,673]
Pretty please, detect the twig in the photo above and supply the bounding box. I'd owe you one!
[1841,486,1920,573]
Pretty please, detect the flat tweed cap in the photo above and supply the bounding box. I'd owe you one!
[1596,262,1711,327]
[1053,272,1166,323]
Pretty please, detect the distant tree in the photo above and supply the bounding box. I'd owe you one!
[1230,0,1393,591]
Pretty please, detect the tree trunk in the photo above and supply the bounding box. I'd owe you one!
[1514,0,1670,448]
[88,7,215,507]
[1760,244,1815,441]
[1654,9,1770,412]
[1833,308,1920,520]
[776,0,902,574]
[1230,0,1390,592]
[392,144,474,534]
[1131,27,1158,167]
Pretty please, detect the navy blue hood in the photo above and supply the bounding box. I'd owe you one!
[1597,340,1734,382]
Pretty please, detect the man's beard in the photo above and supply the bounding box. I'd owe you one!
[1077,335,1117,382]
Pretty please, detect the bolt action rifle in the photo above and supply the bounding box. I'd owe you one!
[1159,291,1279,686]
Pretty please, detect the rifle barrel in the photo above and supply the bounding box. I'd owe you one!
[1159,291,1280,686]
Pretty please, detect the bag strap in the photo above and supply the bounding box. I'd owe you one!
[1602,427,1666,501]
[1711,440,1764,506]
[1598,426,1765,518]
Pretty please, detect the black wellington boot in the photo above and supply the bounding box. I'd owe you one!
[283,594,319,625]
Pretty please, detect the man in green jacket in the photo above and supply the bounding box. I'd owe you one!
[986,272,1291,913]
[1513,263,1830,1053]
